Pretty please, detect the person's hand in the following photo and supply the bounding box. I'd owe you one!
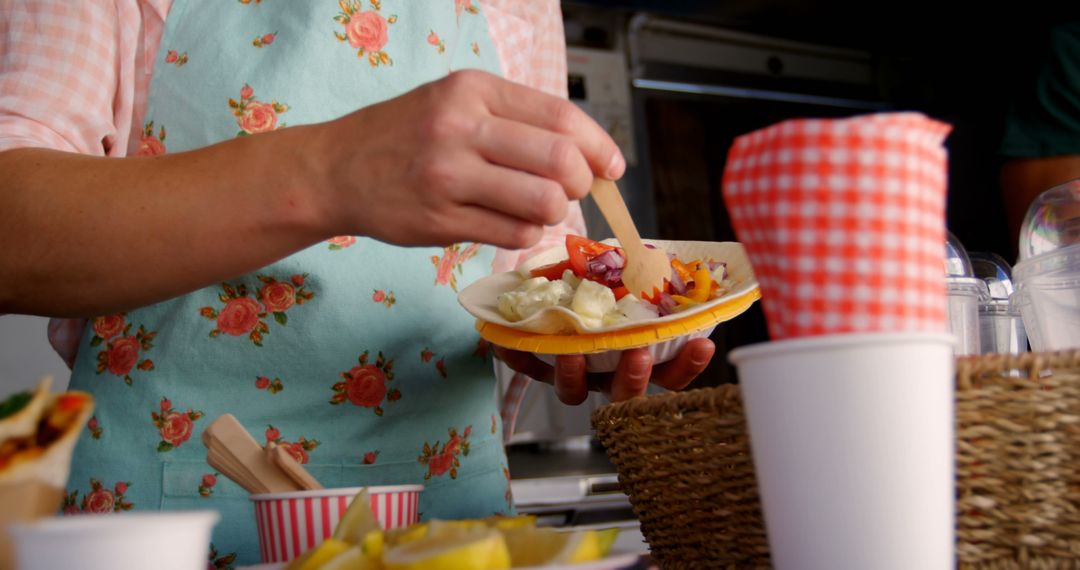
[312,69,625,249]
[493,338,715,404]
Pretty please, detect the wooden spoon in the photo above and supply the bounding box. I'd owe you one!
[267,441,323,490]
[203,414,299,493]
[589,178,669,298]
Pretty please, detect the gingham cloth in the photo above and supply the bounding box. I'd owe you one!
[721,112,952,340]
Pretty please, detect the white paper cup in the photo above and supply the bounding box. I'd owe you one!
[729,332,955,570]
[9,511,219,570]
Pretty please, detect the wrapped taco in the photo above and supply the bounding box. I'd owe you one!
[0,377,94,487]
[0,377,94,570]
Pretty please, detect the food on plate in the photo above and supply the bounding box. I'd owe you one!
[289,488,619,569]
[0,378,93,475]
[497,235,733,327]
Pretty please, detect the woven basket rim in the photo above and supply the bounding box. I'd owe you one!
[591,384,741,425]
[956,349,1080,388]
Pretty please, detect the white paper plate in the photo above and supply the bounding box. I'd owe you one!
[458,239,757,335]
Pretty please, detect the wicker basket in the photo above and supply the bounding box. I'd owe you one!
[591,350,1080,570]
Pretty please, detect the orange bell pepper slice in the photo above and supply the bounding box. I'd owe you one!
[688,267,712,303]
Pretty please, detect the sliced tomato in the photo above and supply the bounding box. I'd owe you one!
[56,393,88,412]
[529,259,573,281]
[611,286,630,301]
[565,235,619,278]
[639,283,671,305]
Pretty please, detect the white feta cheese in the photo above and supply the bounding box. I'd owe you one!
[570,279,616,328]
[497,277,575,321]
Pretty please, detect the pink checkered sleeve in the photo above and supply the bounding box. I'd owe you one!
[483,0,583,274]
[0,0,141,156]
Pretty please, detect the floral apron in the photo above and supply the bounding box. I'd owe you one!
[64,0,510,565]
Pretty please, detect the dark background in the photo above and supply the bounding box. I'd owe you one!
[563,0,1078,259]
[563,1,1078,386]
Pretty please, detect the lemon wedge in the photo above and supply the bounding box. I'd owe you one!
[484,514,536,531]
[385,522,428,548]
[333,489,380,545]
[500,527,611,566]
[594,527,620,557]
[288,538,351,570]
[320,545,380,570]
[382,527,510,570]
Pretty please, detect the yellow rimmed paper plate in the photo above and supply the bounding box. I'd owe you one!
[459,240,760,372]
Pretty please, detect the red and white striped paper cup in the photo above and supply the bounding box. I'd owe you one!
[250,485,423,564]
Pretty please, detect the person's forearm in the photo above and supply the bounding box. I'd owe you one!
[0,124,331,317]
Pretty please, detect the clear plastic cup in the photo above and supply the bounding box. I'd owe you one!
[945,232,988,355]
[1013,180,1080,351]
[970,251,1027,354]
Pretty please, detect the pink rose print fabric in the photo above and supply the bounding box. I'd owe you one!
[372,289,396,308]
[455,0,478,16]
[209,545,238,570]
[418,348,446,378]
[419,425,472,480]
[199,275,314,346]
[136,121,167,156]
[164,49,188,67]
[151,397,204,452]
[64,479,134,514]
[363,450,379,464]
[252,32,277,48]
[330,350,400,415]
[431,243,481,291]
[327,235,356,250]
[229,84,289,136]
[333,0,397,67]
[87,415,103,439]
[265,425,321,464]
[503,465,513,509]
[91,314,157,385]
[255,375,284,394]
[199,473,219,497]
[427,30,446,54]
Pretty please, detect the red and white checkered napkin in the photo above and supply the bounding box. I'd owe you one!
[721,112,952,340]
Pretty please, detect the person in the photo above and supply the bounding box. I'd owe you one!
[0,0,715,563]
[999,21,1080,258]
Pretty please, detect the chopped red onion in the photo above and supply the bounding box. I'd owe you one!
[657,293,678,316]
[593,250,625,269]
[669,268,687,295]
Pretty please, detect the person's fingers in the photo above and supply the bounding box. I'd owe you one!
[554,354,588,405]
[449,153,569,227]
[477,73,626,185]
[651,338,715,391]
[475,117,592,201]
[492,346,554,384]
[412,203,543,250]
[608,348,653,401]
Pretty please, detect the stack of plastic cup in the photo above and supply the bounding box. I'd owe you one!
[1012,180,1080,351]
[945,231,989,355]
[969,251,1027,354]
